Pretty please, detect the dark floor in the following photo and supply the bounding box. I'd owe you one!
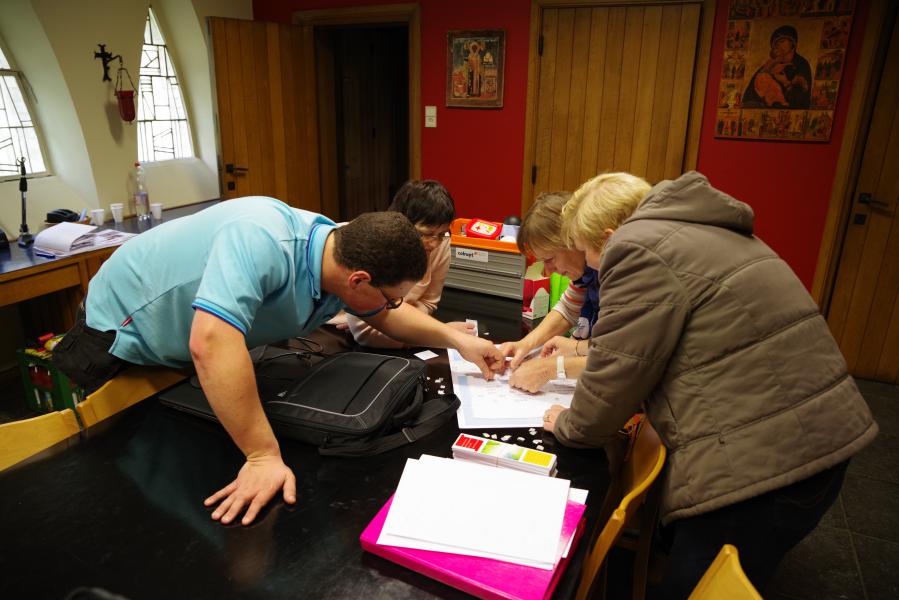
[2,376,897,598]
[766,378,899,600]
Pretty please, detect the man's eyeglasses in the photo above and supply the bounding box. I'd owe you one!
[374,285,404,310]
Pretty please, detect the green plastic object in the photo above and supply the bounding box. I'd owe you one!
[550,273,571,307]
[17,348,83,414]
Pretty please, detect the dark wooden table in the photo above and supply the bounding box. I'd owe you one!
[0,289,609,600]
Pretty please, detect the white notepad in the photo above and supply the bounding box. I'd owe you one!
[379,455,570,567]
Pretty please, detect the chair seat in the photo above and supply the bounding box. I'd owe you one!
[76,366,190,428]
[0,409,81,471]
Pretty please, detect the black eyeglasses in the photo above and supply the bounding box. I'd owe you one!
[373,284,404,310]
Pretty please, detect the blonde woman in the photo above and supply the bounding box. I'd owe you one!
[545,171,877,596]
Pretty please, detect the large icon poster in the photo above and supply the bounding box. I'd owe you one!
[716,0,854,142]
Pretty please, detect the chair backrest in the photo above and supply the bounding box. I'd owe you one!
[76,366,188,428]
[688,544,763,600]
[0,409,81,471]
[576,420,667,600]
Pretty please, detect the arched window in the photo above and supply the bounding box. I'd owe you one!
[138,7,194,162]
[0,44,48,177]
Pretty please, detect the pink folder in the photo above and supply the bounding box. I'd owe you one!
[360,496,587,600]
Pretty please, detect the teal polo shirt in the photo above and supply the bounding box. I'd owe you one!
[85,197,344,367]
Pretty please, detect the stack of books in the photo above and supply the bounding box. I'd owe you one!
[452,433,557,477]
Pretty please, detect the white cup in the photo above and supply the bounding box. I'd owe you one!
[90,208,105,226]
[110,203,124,223]
[150,202,163,220]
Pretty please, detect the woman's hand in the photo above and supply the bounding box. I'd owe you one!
[542,405,565,433]
[509,357,556,393]
[541,336,580,358]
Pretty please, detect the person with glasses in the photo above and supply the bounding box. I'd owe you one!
[52,198,504,529]
[336,179,475,348]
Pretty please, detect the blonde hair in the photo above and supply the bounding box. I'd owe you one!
[517,191,573,254]
[561,172,652,247]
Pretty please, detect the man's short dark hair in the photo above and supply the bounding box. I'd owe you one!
[333,212,427,287]
[388,180,455,227]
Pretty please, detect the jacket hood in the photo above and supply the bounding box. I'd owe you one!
[624,171,755,235]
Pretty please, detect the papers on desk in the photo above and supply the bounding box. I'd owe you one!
[34,222,137,257]
[449,348,575,429]
[378,455,574,569]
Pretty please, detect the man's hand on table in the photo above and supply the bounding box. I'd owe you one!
[205,451,297,526]
[455,333,505,380]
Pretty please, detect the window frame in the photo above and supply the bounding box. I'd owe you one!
[0,45,51,182]
[137,6,195,164]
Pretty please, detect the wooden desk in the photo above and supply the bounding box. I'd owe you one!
[0,290,609,599]
[0,201,218,336]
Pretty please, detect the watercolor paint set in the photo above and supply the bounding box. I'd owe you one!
[451,433,557,477]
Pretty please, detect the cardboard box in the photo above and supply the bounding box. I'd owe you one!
[522,261,550,320]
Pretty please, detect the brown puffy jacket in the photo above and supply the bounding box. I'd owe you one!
[555,171,877,525]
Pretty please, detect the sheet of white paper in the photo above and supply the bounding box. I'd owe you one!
[465,318,479,337]
[379,478,590,566]
[380,455,570,566]
[413,349,439,361]
[449,348,575,428]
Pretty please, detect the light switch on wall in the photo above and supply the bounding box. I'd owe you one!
[425,105,437,128]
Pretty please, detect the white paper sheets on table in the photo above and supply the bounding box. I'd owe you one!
[448,348,576,429]
[378,455,573,569]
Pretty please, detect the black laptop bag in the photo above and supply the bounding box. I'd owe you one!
[159,350,460,457]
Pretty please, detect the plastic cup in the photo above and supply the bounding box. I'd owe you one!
[150,202,163,220]
[90,208,105,226]
[110,203,124,223]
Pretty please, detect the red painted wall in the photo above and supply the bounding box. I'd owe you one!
[254,0,872,288]
[695,0,870,286]
[254,0,531,224]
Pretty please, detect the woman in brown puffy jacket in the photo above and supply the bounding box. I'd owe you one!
[543,171,877,597]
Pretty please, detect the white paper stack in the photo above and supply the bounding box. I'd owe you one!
[378,454,571,569]
[34,222,137,257]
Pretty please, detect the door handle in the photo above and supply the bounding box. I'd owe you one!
[225,163,249,175]
[858,193,889,209]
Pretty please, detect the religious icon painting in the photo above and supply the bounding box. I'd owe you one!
[716,0,855,141]
[446,30,505,108]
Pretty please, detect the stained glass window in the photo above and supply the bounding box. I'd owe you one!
[0,45,47,177]
[137,7,194,162]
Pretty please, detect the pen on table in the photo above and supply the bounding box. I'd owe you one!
[34,250,56,259]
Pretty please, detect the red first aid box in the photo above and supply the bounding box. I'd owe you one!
[464,219,502,240]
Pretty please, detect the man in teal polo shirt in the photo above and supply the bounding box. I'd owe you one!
[53,197,504,526]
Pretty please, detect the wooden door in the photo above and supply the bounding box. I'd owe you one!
[827,15,899,383]
[208,17,320,211]
[333,27,409,220]
[529,3,702,200]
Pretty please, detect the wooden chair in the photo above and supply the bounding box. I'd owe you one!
[0,409,81,471]
[576,419,667,600]
[688,544,763,600]
[76,366,189,428]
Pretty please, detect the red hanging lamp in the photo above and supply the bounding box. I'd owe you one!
[115,58,137,123]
